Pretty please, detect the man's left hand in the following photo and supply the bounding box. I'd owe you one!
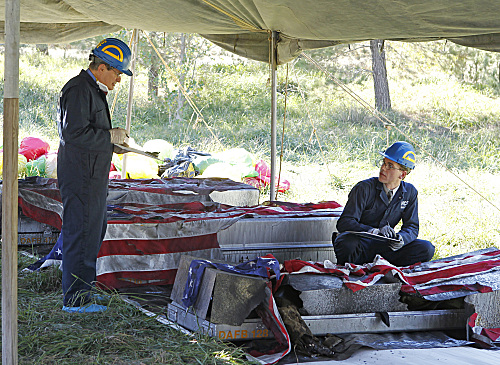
[388,234,405,251]
[380,225,397,239]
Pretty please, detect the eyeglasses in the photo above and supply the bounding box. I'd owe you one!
[109,68,122,79]
[380,160,403,171]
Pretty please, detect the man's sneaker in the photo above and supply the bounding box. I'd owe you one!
[62,304,108,313]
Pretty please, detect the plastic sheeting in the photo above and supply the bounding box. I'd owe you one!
[2,1,500,62]
[278,331,472,363]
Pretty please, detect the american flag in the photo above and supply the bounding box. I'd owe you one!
[180,255,291,364]
[20,177,342,289]
[283,248,500,345]
[401,247,500,300]
[283,247,500,299]
[469,312,500,345]
[182,255,281,307]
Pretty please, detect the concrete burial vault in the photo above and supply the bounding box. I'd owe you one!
[167,255,500,342]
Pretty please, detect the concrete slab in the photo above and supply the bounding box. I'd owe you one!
[18,213,59,246]
[287,274,344,292]
[171,255,268,325]
[218,216,339,263]
[218,216,338,248]
[282,346,500,364]
[210,269,268,325]
[209,188,259,207]
[465,290,500,328]
[301,310,466,335]
[106,178,260,206]
[300,282,407,315]
[222,246,337,265]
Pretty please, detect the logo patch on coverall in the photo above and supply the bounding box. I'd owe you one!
[401,200,409,209]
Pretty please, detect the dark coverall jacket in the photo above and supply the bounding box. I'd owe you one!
[333,177,434,267]
[57,70,113,306]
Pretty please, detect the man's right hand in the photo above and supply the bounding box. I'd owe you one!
[379,225,397,239]
[109,128,128,144]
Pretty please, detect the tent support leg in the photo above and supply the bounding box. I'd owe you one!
[122,29,139,179]
[3,0,20,364]
[270,30,278,201]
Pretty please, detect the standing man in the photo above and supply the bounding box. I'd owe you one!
[57,38,132,313]
[333,141,435,267]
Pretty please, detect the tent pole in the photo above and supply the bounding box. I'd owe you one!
[270,31,278,201]
[121,29,139,179]
[2,0,20,364]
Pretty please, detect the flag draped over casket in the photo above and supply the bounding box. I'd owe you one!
[19,177,342,289]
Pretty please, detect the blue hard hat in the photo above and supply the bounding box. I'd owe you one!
[91,38,133,76]
[379,141,416,169]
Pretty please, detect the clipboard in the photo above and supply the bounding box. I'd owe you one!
[115,143,163,161]
[345,231,401,243]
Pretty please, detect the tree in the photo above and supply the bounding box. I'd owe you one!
[148,45,160,98]
[370,39,391,111]
[138,32,212,121]
[175,33,187,121]
[35,44,49,55]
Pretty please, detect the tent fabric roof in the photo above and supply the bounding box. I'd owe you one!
[2,0,500,62]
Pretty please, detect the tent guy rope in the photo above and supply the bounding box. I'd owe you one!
[143,31,224,149]
[302,52,500,214]
[109,31,136,119]
[290,60,336,185]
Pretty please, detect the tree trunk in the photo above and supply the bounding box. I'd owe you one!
[148,53,159,98]
[175,34,187,121]
[370,40,391,111]
[35,44,48,55]
[146,32,160,98]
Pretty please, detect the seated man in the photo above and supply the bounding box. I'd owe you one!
[333,141,435,267]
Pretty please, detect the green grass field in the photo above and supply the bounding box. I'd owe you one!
[1,34,500,363]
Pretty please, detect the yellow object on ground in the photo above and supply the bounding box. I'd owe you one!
[18,154,28,178]
[120,153,160,179]
[0,152,29,178]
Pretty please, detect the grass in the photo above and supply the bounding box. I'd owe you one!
[7,254,253,364]
[1,33,500,363]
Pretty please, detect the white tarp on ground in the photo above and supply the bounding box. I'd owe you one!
[292,346,500,365]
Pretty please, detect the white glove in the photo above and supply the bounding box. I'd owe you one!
[388,234,405,251]
[109,128,128,145]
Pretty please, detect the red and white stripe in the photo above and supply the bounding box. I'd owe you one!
[19,178,342,290]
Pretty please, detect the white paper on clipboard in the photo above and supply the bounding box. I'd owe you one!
[114,144,162,161]
[345,231,401,243]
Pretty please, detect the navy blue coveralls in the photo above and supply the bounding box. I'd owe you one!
[57,70,113,306]
[334,177,435,267]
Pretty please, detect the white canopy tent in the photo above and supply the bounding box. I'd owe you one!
[5,1,500,363]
